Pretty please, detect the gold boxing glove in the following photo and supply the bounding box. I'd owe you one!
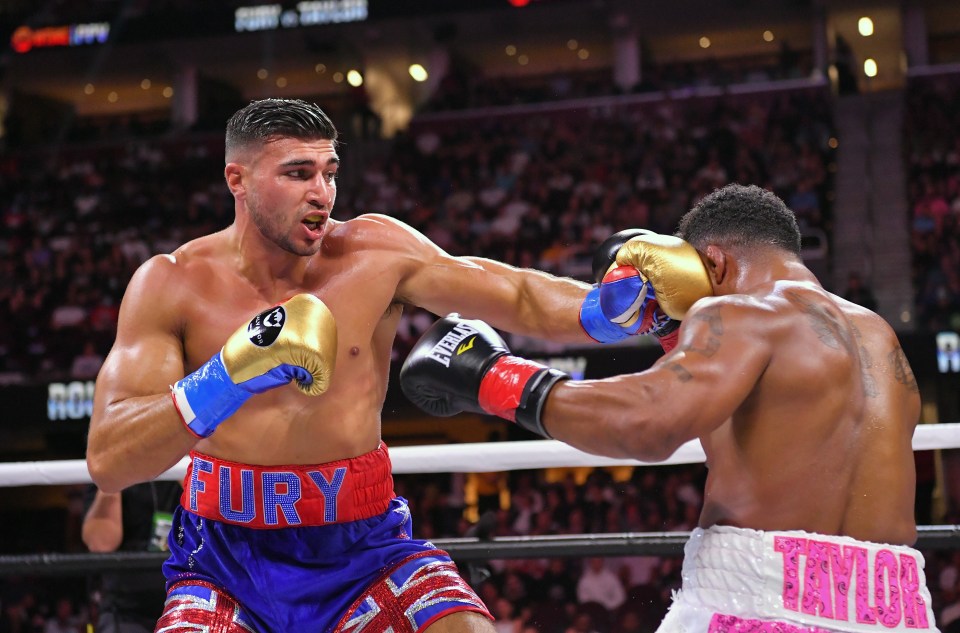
[615,231,713,320]
[171,294,337,437]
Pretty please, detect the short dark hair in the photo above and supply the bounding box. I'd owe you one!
[225,99,338,159]
[676,184,802,255]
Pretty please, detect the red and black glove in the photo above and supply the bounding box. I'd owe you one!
[399,314,568,438]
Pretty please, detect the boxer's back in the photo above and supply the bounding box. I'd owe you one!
[699,281,921,545]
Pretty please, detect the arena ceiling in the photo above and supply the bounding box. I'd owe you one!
[1,0,958,117]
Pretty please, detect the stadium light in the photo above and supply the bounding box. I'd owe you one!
[409,64,428,82]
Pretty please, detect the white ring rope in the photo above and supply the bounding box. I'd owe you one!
[1,423,958,488]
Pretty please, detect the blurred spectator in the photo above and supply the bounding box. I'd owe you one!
[612,609,645,633]
[834,35,859,95]
[0,586,45,633]
[41,598,80,633]
[905,73,960,331]
[842,271,879,311]
[69,341,104,380]
[82,481,182,633]
[942,581,960,632]
[492,597,525,633]
[565,610,602,633]
[576,557,626,612]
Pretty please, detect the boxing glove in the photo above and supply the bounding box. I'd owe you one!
[400,314,567,438]
[601,232,713,352]
[171,294,337,438]
[579,229,650,343]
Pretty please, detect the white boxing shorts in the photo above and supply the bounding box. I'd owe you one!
[656,525,939,633]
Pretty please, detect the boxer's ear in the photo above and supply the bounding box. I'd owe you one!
[703,245,728,288]
[225,163,245,199]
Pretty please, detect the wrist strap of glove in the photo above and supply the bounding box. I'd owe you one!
[654,320,681,353]
[580,286,631,343]
[170,352,251,438]
[478,356,568,438]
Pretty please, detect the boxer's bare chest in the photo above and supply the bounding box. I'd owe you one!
[178,254,402,376]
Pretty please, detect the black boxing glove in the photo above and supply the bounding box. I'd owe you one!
[591,228,651,284]
[400,314,568,438]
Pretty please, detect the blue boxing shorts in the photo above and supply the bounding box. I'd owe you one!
[157,443,491,632]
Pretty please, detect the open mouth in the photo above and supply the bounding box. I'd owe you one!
[302,214,326,232]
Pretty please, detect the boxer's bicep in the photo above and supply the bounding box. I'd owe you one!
[93,257,186,414]
[650,301,770,439]
[387,221,502,312]
[400,248,588,341]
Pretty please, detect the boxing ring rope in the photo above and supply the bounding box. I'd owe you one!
[0,423,958,575]
[3,423,959,487]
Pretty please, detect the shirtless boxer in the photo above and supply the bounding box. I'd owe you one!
[85,98,622,633]
[402,183,937,633]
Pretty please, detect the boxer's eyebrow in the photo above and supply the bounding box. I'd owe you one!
[280,157,339,167]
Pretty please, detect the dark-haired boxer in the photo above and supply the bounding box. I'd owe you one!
[402,184,936,633]
[86,98,632,633]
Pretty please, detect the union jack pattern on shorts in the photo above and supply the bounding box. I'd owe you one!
[155,580,257,633]
[334,549,491,633]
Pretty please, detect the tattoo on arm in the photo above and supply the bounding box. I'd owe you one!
[850,324,879,398]
[695,306,724,336]
[680,306,723,358]
[785,291,855,354]
[663,362,693,382]
[889,347,919,393]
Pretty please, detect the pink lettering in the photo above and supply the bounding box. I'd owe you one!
[773,535,932,630]
[830,544,856,621]
[875,549,902,627]
[775,536,806,611]
[708,613,834,633]
[801,540,834,618]
[899,553,930,629]
[852,546,878,624]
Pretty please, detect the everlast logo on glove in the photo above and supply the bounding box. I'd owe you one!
[427,322,479,367]
[400,314,568,438]
[247,306,286,347]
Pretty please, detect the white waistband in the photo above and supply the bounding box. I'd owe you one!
[674,526,936,633]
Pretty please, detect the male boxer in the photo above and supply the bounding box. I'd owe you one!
[402,184,936,633]
[86,98,625,633]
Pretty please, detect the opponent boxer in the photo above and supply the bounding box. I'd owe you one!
[402,184,936,633]
[85,98,638,633]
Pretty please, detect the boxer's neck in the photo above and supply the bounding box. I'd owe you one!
[709,245,814,296]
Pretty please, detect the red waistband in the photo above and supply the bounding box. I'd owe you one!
[181,444,395,528]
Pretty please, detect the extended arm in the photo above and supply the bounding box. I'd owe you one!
[543,298,771,460]
[401,299,771,461]
[388,218,593,344]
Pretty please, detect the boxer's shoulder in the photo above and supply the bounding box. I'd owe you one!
[323,214,444,264]
[683,293,772,325]
[123,234,233,324]
[138,231,228,280]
